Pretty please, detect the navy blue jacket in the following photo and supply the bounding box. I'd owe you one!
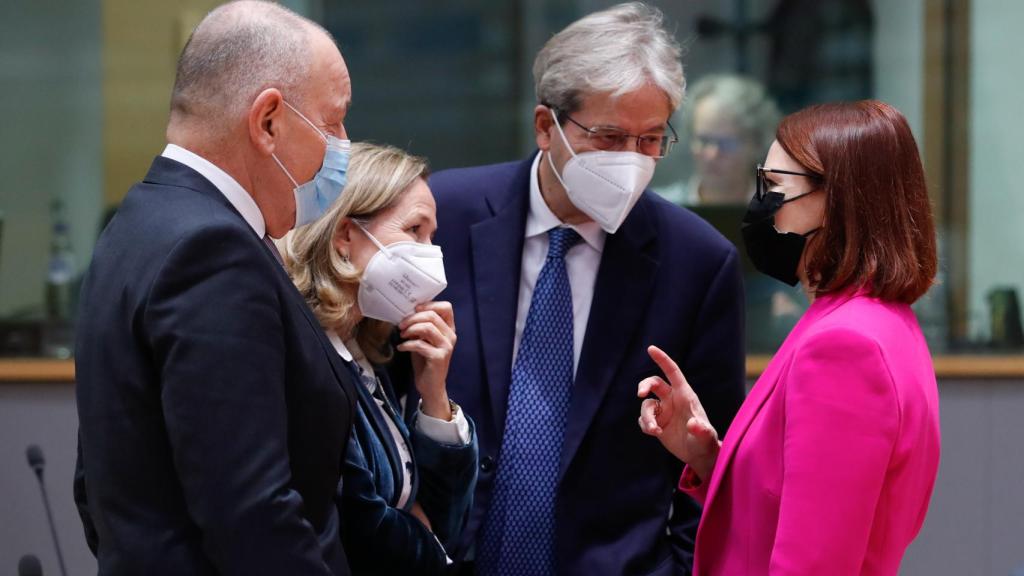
[74,157,357,575]
[421,154,747,575]
[338,365,478,575]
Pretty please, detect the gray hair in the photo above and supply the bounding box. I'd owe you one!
[170,1,330,123]
[534,2,685,114]
[683,74,781,153]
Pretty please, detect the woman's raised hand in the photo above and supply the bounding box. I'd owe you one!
[638,345,721,481]
[397,301,457,421]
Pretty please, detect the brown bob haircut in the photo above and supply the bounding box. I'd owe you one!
[776,100,937,304]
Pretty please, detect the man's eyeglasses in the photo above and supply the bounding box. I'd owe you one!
[691,134,743,155]
[558,110,678,158]
[756,164,819,201]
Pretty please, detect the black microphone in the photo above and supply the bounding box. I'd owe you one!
[18,554,43,576]
[27,444,44,475]
[25,445,67,576]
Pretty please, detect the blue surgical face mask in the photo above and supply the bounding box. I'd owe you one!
[271,100,351,228]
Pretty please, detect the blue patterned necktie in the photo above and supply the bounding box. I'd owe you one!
[478,226,582,576]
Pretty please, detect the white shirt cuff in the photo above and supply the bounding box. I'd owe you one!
[415,400,471,445]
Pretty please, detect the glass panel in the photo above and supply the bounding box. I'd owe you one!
[322,1,523,169]
[0,0,1019,360]
[0,0,102,357]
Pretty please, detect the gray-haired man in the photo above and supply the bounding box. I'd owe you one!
[409,3,747,575]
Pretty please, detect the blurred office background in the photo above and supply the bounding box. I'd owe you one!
[1,0,1022,574]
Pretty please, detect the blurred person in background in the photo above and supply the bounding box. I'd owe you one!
[681,74,780,206]
[667,74,799,353]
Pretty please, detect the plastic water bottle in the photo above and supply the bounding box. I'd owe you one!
[43,200,76,358]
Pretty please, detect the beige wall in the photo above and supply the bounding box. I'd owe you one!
[102,0,220,206]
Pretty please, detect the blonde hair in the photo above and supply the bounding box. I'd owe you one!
[284,142,430,363]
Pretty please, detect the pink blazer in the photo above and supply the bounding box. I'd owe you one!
[682,292,940,575]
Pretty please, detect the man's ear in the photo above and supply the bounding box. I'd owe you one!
[535,104,556,151]
[248,88,286,156]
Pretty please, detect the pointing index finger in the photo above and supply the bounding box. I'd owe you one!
[647,345,690,391]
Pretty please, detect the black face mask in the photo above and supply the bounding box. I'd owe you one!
[741,189,819,287]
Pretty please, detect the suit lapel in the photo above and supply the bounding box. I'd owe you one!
[144,155,236,210]
[558,199,659,482]
[260,225,361,413]
[700,356,784,512]
[469,159,532,438]
[151,156,360,413]
[285,269,361,419]
[354,376,407,506]
[701,290,858,509]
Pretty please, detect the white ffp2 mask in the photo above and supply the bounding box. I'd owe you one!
[354,221,447,325]
[548,109,656,233]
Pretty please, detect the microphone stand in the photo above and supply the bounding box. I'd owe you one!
[27,446,68,576]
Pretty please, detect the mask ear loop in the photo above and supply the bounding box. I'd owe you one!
[781,189,818,204]
[283,100,329,143]
[352,219,394,259]
[780,187,824,237]
[549,108,577,159]
[546,108,577,190]
[271,154,300,188]
[272,100,329,188]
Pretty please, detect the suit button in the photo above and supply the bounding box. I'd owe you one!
[480,456,495,473]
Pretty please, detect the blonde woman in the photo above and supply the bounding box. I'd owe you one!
[285,143,477,575]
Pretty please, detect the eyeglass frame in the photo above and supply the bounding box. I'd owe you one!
[549,106,679,158]
[691,133,744,155]
[755,163,821,202]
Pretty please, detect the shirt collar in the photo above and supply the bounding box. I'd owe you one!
[328,330,380,394]
[161,143,267,238]
[527,151,606,252]
[326,330,354,362]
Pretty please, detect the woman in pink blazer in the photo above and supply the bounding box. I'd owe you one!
[639,100,940,575]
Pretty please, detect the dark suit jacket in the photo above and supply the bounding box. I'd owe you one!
[422,154,747,575]
[339,364,478,575]
[74,156,358,576]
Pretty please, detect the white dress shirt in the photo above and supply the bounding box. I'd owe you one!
[513,152,606,377]
[161,144,267,238]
